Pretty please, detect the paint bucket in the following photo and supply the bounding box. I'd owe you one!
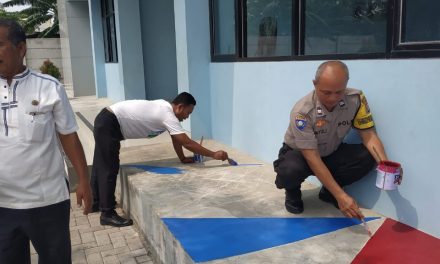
[375,161,401,190]
[193,154,204,163]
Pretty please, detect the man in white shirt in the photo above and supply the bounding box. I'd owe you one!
[0,19,92,264]
[92,92,229,227]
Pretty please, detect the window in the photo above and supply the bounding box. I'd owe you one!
[392,0,440,57]
[102,0,118,63]
[400,0,440,43]
[304,0,387,55]
[245,0,293,57]
[209,0,440,61]
[210,0,237,60]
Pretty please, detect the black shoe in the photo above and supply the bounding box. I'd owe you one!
[285,189,304,214]
[100,210,133,227]
[318,187,339,209]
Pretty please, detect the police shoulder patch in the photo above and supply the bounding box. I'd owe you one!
[295,114,307,131]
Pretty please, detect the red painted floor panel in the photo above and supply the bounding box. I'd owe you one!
[352,218,440,264]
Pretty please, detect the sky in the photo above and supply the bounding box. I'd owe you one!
[0,0,30,12]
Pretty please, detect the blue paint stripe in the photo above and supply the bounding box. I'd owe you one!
[163,217,380,262]
[125,164,184,174]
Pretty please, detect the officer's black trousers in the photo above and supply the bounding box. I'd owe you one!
[273,143,376,192]
[91,108,124,212]
[0,200,71,264]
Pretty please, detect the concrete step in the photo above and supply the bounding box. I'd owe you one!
[115,139,382,264]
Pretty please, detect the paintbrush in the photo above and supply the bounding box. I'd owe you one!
[200,136,204,146]
[228,158,238,166]
[361,218,373,237]
[372,146,383,163]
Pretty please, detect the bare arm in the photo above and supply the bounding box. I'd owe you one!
[171,135,194,163]
[58,132,92,215]
[301,149,364,219]
[359,129,388,162]
[359,129,403,183]
[171,133,229,161]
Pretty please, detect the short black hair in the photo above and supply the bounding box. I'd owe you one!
[172,92,196,106]
[0,19,26,46]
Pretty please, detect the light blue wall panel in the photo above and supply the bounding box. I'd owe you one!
[139,0,178,102]
[114,0,145,100]
[105,63,124,101]
[344,59,440,238]
[88,0,107,97]
[173,0,191,132]
[184,0,212,139]
[210,63,235,144]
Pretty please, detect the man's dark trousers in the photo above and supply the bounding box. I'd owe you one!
[0,200,71,264]
[91,108,124,212]
[274,143,376,193]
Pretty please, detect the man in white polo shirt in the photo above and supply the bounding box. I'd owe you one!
[91,92,229,227]
[0,19,92,263]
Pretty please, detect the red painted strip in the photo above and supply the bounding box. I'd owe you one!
[352,218,440,264]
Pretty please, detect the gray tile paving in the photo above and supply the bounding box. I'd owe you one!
[30,195,153,264]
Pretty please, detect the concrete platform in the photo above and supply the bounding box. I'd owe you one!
[115,138,383,264]
[71,96,440,264]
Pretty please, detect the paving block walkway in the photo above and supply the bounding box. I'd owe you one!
[31,193,153,264]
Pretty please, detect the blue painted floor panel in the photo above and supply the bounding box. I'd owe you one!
[126,164,184,174]
[163,217,379,262]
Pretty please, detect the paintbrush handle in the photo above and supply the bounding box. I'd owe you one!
[372,146,383,163]
[228,158,238,166]
[361,218,372,237]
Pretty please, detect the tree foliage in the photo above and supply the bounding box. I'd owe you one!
[0,7,27,21]
[40,59,61,80]
[1,0,58,37]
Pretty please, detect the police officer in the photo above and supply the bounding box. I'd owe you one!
[274,60,390,219]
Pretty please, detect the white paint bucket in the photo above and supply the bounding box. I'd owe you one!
[376,161,401,190]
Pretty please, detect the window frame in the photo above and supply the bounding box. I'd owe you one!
[390,0,440,58]
[209,0,240,62]
[209,0,440,62]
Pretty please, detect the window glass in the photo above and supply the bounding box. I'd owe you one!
[102,0,118,62]
[109,15,118,61]
[304,0,388,55]
[212,0,236,55]
[401,0,440,43]
[246,0,292,57]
